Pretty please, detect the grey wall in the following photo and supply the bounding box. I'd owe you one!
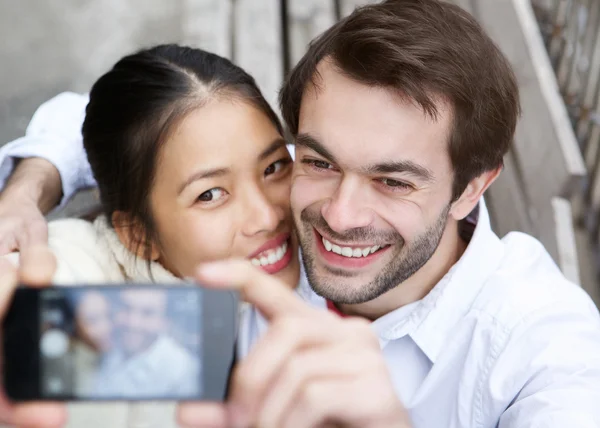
[0,0,187,144]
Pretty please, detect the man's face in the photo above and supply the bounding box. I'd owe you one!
[116,290,168,356]
[291,60,456,304]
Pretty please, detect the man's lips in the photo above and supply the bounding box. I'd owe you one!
[314,229,390,269]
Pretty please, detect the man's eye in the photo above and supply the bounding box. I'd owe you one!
[302,159,334,170]
[380,178,412,190]
[264,158,291,176]
[197,188,227,202]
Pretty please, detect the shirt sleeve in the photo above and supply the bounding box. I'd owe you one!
[0,92,95,208]
[488,292,600,428]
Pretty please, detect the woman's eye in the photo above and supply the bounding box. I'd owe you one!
[264,158,291,176]
[197,188,227,203]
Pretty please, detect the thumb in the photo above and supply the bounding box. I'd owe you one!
[0,259,18,319]
[19,245,57,287]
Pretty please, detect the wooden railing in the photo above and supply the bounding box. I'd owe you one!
[531,0,600,277]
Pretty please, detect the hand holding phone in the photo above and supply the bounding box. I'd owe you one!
[3,284,238,402]
[177,260,409,428]
[0,246,67,428]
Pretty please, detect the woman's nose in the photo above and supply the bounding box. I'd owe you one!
[241,188,284,236]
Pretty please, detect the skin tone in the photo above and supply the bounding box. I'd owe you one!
[76,291,112,352]
[0,248,67,428]
[292,60,500,319]
[0,158,60,254]
[117,289,168,357]
[114,98,300,289]
[0,60,502,428]
[177,61,501,428]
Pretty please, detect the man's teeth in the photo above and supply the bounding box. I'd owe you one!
[250,241,288,267]
[322,237,383,258]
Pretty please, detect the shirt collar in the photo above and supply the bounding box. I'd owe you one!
[296,197,505,363]
[379,198,504,362]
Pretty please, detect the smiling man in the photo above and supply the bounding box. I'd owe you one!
[1,1,600,427]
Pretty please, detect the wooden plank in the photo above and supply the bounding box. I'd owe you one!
[552,197,582,284]
[512,0,586,191]
[181,0,233,59]
[234,0,283,112]
[468,0,586,268]
[288,0,336,66]
[485,151,535,238]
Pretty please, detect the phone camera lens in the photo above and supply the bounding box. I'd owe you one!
[40,329,69,358]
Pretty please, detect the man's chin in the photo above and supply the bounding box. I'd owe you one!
[305,263,372,303]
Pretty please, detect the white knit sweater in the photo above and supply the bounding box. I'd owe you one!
[5,217,205,428]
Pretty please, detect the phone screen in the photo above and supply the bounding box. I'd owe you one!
[37,286,202,400]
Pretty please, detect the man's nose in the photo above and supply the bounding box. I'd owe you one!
[126,311,144,328]
[241,187,284,236]
[321,178,373,234]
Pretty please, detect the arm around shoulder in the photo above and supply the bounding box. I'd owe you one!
[0,92,94,208]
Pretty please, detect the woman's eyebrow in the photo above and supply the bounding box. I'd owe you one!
[178,167,230,195]
[258,138,288,161]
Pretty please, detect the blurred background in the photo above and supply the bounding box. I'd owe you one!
[0,0,598,304]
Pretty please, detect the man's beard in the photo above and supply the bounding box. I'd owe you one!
[296,205,450,304]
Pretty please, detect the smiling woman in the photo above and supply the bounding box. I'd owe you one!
[80,44,299,285]
[3,43,301,428]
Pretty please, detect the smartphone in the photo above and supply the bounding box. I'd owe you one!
[2,284,238,402]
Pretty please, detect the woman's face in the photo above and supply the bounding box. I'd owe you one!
[147,99,300,288]
[76,291,113,352]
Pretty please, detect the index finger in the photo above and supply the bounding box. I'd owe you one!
[194,260,310,320]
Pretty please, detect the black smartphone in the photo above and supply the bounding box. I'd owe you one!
[2,284,238,402]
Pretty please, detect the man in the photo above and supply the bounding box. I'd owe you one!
[1,1,600,427]
[92,289,200,398]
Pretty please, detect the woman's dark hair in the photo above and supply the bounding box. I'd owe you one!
[82,44,283,261]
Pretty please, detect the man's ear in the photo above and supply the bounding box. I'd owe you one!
[450,166,502,221]
[111,211,160,261]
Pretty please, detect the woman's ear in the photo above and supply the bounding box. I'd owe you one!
[111,211,160,261]
[450,166,502,221]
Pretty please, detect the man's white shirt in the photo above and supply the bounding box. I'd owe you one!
[4,92,600,427]
[241,200,600,427]
[93,335,200,399]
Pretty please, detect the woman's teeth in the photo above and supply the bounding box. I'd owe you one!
[251,241,288,266]
[322,237,385,258]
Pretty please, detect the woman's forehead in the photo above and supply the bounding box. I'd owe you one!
[162,100,283,167]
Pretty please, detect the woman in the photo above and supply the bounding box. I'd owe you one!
[5,44,301,428]
[70,290,114,396]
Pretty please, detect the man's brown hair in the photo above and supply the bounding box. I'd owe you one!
[280,0,520,200]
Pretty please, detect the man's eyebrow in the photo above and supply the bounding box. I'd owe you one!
[295,133,433,181]
[365,161,434,182]
[295,133,338,163]
[178,167,230,195]
[258,138,288,161]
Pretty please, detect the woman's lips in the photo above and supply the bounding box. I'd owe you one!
[248,234,293,275]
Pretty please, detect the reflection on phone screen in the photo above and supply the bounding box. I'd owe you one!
[39,287,202,400]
